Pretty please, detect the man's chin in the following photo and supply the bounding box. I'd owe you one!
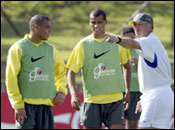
[42,37,49,40]
[93,31,101,35]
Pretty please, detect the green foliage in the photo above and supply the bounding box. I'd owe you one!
[1,1,174,62]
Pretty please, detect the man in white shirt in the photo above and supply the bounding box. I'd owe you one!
[106,13,174,129]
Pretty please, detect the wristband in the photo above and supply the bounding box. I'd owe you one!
[116,36,122,44]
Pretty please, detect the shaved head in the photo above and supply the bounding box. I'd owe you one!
[29,14,50,30]
[90,8,106,20]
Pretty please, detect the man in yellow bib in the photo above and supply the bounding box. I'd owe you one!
[6,14,68,129]
[67,9,131,129]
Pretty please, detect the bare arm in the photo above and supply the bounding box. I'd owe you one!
[67,70,81,111]
[122,61,131,110]
[120,37,141,50]
[122,61,131,93]
[106,34,142,50]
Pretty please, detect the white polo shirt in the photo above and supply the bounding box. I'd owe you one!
[135,32,172,93]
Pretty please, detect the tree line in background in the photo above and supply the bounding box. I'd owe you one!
[1,1,174,46]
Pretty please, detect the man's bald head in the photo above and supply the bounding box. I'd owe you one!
[29,14,50,31]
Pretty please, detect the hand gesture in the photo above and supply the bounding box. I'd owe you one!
[15,108,27,125]
[106,34,120,43]
[71,95,81,111]
[124,92,130,111]
[130,57,138,67]
[135,100,142,114]
[53,91,66,105]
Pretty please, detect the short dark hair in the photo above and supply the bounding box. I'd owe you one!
[122,25,135,36]
[29,14,50,30]
[90,8,106,20]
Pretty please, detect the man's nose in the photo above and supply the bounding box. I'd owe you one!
[94,24,99,28]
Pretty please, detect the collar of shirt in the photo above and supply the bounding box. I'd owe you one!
[25,34,43,47]
[90,34,107,42]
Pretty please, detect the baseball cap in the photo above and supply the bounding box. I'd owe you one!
[129,13,153,25]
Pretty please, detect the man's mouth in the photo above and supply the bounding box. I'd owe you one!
[94,28,100,32]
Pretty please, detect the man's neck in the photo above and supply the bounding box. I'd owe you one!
[28,33,42,43]
[93,33,106,39]
[138,31,153,38]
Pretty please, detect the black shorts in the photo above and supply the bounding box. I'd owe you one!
[16,103,55,129]
[80,100,124,129]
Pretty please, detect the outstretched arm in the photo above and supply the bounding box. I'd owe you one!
[106,34,142,50]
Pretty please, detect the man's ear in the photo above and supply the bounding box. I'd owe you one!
[34,24,38,31]
[105,20,108,25]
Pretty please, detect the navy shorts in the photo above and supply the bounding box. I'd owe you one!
[16,103,55,129]
[80,100,124,129]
